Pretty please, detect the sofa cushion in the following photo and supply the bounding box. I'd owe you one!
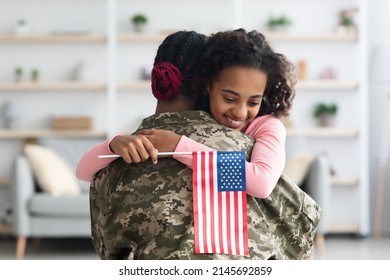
[29,193,89,217]
[24,144,81,196]
[37,138,105,192]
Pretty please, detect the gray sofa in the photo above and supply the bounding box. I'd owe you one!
[11,138,103,259]
[304,153,331,237]
[283,152,332,253]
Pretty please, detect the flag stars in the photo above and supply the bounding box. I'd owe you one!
[217,152,246,192]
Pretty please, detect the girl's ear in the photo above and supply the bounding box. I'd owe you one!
[205,84,211,96]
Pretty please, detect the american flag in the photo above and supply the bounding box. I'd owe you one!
[192,151,248,256]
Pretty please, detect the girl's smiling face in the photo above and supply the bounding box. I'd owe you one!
[207,66,267,131]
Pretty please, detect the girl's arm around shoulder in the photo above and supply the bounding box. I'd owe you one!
[244,115,286,198]
[245,115,286,141]
[139,129,215,167]
[173,135,215,167]
[75,134,121,182]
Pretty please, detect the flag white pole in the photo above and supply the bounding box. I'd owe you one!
[97,152,192,158]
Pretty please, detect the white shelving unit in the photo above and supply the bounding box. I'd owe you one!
[0,0,369,236]
[0,1,111,234]
[264,0,369,236]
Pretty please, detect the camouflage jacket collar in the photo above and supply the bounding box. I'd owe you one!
[137,110,218,131]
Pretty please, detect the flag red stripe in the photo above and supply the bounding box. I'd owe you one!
[218,190,224,254]
[203,151,210,253]
[201,152,208,253]
[220,191,228,253]
[242,194,249,255]
[192,152,200,253]
[234,191,240,255]
[226,191,232,255]
[211,153,221,254]
[208,152,216,253]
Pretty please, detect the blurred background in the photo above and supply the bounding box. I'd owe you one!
[0,0,389,259]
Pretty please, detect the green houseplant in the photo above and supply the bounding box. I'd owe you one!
[131,13,148,32]
[14,67,23,82]
[30,68,39,82]
[266,15,292,32]
[337,8,358,34]
[313,102,338,127]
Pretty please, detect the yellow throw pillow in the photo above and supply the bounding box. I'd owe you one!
[24,144,81,196]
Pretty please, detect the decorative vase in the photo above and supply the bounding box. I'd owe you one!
[74,62,94,82]
[317,114,335,127]
[268,25,290,33]
[133,23,146,33]
[3,101,22,129]
[140,67,151,80]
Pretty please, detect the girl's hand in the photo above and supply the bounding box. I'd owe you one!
[138,129,181,153]
[109,135,158,164]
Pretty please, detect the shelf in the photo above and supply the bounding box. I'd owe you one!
[0,82,106,91]
[286,128,359,138]
[0,34,106,43]
[117,32,358,43]
[118,81,150,91]
[0,129,106,139]
[296,80,359,90]
[265,32,358,42]
[118,33,168,43]
[115,80,360,91]
[332,176,359,186]
[328,223,360,234]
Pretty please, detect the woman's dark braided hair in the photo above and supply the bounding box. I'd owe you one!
[194,28,296,118]
[151,30,207,102]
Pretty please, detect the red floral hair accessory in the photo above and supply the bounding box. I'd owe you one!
[151,62,183,100]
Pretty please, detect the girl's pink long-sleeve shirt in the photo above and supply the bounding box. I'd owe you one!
[76,114,285,198]
[75,135,120,182]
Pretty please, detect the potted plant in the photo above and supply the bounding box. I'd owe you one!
[15,19,31,35]
[131,13,148,33]
[30,68,39,83]
[336,8,358,34]
[313,102,338,127]
[266,15,292,32]
[14,67,23,83]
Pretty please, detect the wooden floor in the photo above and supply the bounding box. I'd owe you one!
[0,235,390,260]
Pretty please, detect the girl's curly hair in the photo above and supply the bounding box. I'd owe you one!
[194,28,296,118]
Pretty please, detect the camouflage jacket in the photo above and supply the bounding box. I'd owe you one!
[90,111,322,260]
